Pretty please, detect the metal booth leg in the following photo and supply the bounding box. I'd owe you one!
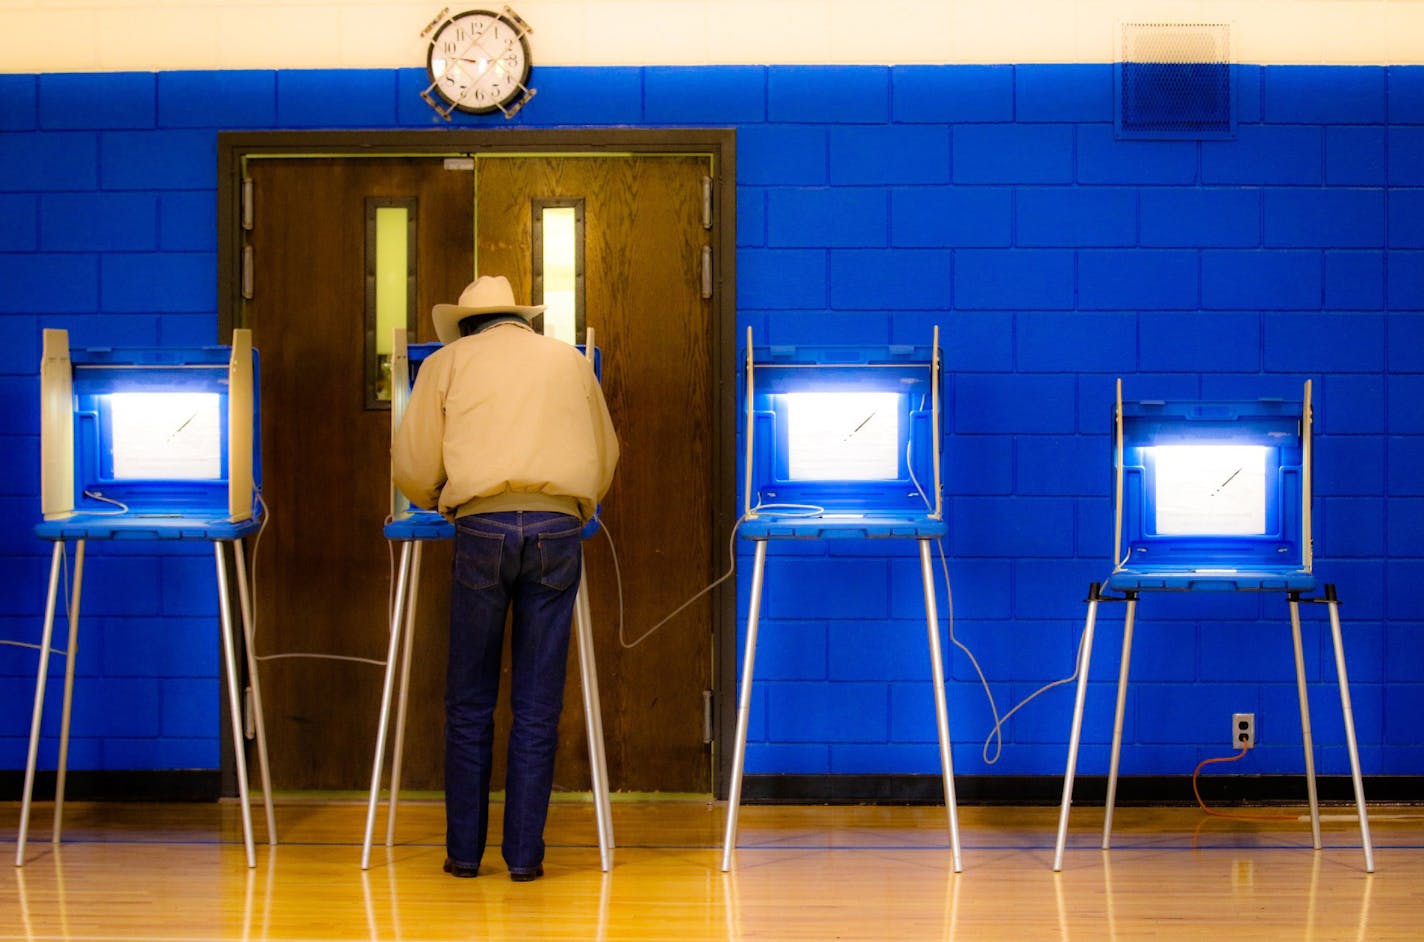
[721,539,767,872]
[215,541,257,868]
[1322,587,1375,873]
[1289,597,1324,851]
[1101,597,1137,850]
[362,541,414,870]
[232,538,276,848]
[52,540,85,846]
[918,539,962,872]
[1053,583,1103,872]
[574,551,615,871]
[384,542,423,848]
[16,541,76,867]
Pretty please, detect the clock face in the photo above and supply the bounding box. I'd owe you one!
[426,9,532,115]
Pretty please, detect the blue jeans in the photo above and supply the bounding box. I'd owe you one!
[445,511,584,872]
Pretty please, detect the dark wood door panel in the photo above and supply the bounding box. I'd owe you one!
[477,156,714,792]
[246,157,471,789]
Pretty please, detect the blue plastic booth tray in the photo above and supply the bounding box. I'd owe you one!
[740,513,946,541]
[35,513,263,542]
[384,513,455,541]
[1105,567,1316,594]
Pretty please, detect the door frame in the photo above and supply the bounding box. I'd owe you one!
[216,129,740,797]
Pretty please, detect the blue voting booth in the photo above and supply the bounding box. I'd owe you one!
[360,327,614,872]
[17,328,275,869]
[1053,380,1373,872]
[722,329,961,872]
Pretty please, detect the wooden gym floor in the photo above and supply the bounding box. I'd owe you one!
[3,797,1422,940]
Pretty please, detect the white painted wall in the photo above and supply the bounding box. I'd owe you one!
[0,0,1420,73]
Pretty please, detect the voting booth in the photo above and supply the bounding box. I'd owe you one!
[17,328,275,868]
[722,328,961,872]
[360,327,614,871]
[1052,380,1373,872]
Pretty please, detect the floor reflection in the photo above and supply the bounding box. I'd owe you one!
[1,801,1414,942]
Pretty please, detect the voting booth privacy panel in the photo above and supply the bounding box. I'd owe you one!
[740,336,944,536]
[18,329,275,869]
[39,329,258,533]
[386,337,449,537]
[1109,387,1313,593]
[1053,381,1374,873]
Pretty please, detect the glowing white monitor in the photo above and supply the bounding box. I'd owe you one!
[1151,444,1268,536]
[108,392,222,480]
[784,391,900,481]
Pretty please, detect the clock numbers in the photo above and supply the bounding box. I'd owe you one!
[421,6,537,120]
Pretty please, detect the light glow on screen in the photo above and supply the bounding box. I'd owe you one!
[785,391,899,481]
[109,392,222,480]
[1151,444,1268,535]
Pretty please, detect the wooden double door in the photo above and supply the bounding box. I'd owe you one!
[239,151,716,795]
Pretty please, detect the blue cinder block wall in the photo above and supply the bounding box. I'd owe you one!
[0,63,1420,786]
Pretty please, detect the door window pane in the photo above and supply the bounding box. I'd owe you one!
[365,198,417,408]
[531,199,585,345]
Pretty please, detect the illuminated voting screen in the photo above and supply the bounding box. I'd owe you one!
[1150,444,1269,536]
[783,391,901,482]
[107,392,223,481]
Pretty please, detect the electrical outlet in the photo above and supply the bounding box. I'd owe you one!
[1233,712,1255,750]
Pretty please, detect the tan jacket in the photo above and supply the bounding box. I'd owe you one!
[391,320,619,522]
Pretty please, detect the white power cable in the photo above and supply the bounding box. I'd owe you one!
[906,425,1098,764]
[604,502,824,651]
[246,489,385,668]
[79,490,129,515]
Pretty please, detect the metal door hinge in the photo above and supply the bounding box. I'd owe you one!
[241,178,254,230]
[444,157,474,171]
[241,246,254,300]
[701,176,713,230]
[702,689,715,744]
[244,685,256,740]
[700,246,713,299]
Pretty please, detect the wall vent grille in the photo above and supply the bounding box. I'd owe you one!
[1117,22,1234,140]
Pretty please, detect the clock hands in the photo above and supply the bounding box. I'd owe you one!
[437,36,519,92]
[450,55,510,68]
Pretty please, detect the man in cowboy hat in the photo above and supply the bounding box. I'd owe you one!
[393,274,618,882]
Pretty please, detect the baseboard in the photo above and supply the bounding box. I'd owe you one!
[0,770,220,803]
[741,774,1424,805]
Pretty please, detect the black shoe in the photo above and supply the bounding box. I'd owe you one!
[443,857,479,878]
[508,865,543,882]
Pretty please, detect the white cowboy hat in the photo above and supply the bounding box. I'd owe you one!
[431,275,545,344]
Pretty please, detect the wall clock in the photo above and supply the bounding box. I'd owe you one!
[421,6,536,119]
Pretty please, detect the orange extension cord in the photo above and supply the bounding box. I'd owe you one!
[1192,748,1299,822]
